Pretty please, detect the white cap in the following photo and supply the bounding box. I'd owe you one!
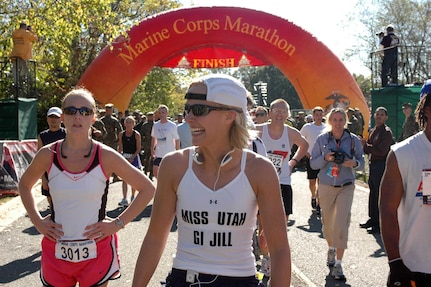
[47,107,62,117]
[185,74,247,113]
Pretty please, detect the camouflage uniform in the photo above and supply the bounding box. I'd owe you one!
[140,120,154,178]
[92,119,107,142]
[348,115,362,136]
[398,115,419,141]
[100,115,123,150]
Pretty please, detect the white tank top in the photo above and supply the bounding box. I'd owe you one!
[261,124,292,185]
[172,147,258,277]
[48,141,109,240]
[392,132,431,273]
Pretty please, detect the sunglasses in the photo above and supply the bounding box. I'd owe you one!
[255,113,266,117]
[63,106,94,116]
[184,104,241,117]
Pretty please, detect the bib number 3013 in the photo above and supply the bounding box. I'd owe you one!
[55,239,97,263]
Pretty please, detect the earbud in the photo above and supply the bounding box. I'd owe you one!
[60,142,93,159]
[193,152,204,165]
[220,154,232,167]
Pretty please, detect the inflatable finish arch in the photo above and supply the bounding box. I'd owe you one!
[78,6,368,127]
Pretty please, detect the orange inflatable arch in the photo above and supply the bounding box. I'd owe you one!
[78,6,368,128]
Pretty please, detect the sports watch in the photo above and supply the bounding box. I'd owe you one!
[115,217,125,229]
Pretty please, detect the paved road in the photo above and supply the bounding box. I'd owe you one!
[0,170,388,286]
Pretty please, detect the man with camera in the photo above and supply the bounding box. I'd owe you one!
[10,22,37,85]
[359,107,394,234]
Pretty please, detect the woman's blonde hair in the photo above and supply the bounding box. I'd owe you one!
[230,111,253,149]
[61,87,96,112]
[324,107,347,132]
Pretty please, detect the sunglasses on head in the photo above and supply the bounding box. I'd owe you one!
[184,104,241,117]
[63,106,94,116]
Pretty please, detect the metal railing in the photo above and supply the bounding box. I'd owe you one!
[369,45,431,89]
[0,57,37,99]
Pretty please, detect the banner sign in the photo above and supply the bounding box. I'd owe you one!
[78,6,369,134]
[0,140,37,197]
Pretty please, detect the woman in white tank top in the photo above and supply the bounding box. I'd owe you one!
[133,74,291,287]
[19,88,155,287]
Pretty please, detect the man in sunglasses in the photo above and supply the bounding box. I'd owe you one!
[256,99,309,224]
[254,106,269,124]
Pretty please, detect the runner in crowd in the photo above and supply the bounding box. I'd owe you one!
[19,87,155,287]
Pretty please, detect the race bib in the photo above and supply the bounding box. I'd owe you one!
[422,170,431,205]
[267,153,284,169]
[123,153,133,159]
[326,165,339,178]
[55,239,97,263]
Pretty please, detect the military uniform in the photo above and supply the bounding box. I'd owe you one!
[100,115,123,150]
[348,115,362,136]
[399,115,419,141]
[92,119,107,142]
[140,120,154,178]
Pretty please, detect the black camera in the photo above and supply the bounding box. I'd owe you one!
[331,150,346,164]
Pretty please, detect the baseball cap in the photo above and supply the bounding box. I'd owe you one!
[47,107,62,117]
[420,79,431,99]
[401,102,412,109]
[185,74,247,113]
[105,103,114,108]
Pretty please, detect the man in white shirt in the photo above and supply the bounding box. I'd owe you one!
[300,106,326,211]
[151,104,180,178]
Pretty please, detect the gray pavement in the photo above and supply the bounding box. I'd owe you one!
[0,170,388,286]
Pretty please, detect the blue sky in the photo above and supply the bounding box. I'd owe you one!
[180,0,370,75]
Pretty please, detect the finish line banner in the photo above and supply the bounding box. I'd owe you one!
[0,140,37,197]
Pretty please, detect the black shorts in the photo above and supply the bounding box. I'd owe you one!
[165,268,259,287]
[305,158,319,180]
[153,157,162,166]
[280,184,293,215]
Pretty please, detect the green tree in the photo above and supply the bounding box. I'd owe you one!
[128,67,185,117]
[0,0,181,131]
[233,66,301,109]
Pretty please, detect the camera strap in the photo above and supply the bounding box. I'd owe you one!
[327,130,355,158]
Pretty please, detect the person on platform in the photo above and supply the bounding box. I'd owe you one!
[132,74,291,287]
[380,80,431,287]
[19,87,155,287]
[10,22,37,85]
[380,24,399,87]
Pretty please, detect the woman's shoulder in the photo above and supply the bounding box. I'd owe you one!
[163,147,191,163]
[245,149,272,168]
